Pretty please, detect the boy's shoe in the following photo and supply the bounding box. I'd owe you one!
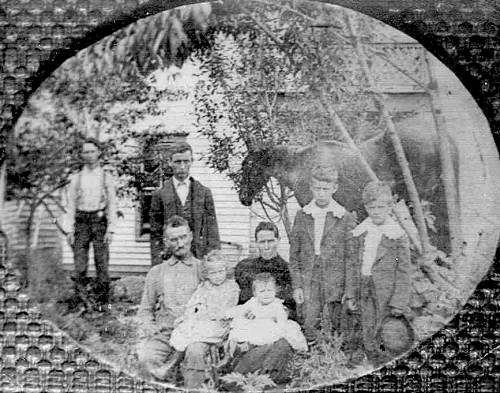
[215,353,232,370]
[150,352,183,381]
[306,339,317,349]
[346,349,367,368]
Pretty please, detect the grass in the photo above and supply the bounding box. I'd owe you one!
[286,332,373,390]
[23,252,374,390]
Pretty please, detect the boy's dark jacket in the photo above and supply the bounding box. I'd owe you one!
[149,177,220,265]
[345,231,411,316]
[289,208,357,302]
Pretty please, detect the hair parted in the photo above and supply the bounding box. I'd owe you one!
[164,215,190,231]
[170,141,193,157]
[255,221,280,240]
[82,137,102,150]
[203,250,228,271]
[311,165,338,184]
[362,181,393,205]
[252,272,277,293]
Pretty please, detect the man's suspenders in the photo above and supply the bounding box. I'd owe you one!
[76,168,108,212]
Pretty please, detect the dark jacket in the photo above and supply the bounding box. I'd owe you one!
[345,232,411,317]
[289,208,357,302]
[235,255,296,320]
[149,177,220,265]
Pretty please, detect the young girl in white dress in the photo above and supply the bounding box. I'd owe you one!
[170,251,240,349]
[151,251,239,379]
[226,273,307,353]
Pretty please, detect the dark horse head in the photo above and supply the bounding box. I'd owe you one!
[239,145,316,207]
[239,147,276,207]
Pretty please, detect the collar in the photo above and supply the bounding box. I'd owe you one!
[303,198,346,219]
[256,254,280,265]
[82,165,102,174]
[167,254,195,266]
[351,217,405,239]
[172,176,191,189]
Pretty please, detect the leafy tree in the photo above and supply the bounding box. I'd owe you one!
[194,1,387,237]
[194,0,462,330]
[3,4,212,284]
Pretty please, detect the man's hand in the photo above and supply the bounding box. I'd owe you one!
[293,288,304,304]
[104,230,114,245]
[244,309,256,320]
[66,232,75,247]
[390,307,404,317]
[346,298,358,312]
[139,323,158,338]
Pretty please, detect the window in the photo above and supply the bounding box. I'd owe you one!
[134,133,188,241]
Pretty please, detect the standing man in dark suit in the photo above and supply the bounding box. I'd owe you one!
[149,142,220,266]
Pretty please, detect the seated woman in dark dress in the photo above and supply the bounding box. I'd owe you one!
[228,221,298,383]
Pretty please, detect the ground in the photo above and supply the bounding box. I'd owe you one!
[32,275,373,390]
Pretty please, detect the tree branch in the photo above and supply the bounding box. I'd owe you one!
[345,13,431,253]
[317,89,378,181]
[40,200,67,235]
[368,47,427,90]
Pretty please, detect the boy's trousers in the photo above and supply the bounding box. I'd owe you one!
[301,255,343,342]
[359,275,390,365]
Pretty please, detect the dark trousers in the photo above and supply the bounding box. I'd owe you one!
[232,338,293,384]
[301,256,342,342]
[359,275,389,366]
[72,210,110,304]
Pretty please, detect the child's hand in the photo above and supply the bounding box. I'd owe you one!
[174,316,183,327]
[244,309,256,320]
[293,288,304,304]
[238,342,250,352]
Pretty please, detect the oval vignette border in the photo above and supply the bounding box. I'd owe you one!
[0,1,499,392]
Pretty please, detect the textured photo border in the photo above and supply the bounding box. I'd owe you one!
[1,0,498,391]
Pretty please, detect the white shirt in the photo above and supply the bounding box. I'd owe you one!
[173,177,190,206]
[64,166,117,233]
[351,217,405,276]
[302,199,346,255]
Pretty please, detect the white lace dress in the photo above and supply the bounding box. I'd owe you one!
[228,297,307,351]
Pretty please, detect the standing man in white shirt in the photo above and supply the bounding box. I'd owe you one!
[149,142,220,266]
[65,138,117,309]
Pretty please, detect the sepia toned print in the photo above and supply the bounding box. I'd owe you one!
[2,0,499,391]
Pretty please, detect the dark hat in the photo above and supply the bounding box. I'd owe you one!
[377,315,414,356]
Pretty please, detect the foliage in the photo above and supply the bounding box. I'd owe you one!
[79,4,213,78]
[286,331,372,389]
[221,371,276,393]
[193,1,395,233]
[6,3,214,240]
[37,297,142,374]
[111,275,146,304]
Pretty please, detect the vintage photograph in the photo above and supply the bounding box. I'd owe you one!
[2,0,499,391]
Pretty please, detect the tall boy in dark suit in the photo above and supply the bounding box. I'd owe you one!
[149,142,220,265]
[289,166,357,343]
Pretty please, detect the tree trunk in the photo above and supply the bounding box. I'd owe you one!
[279,183,293,240]
[424,52,462,257]
[345,14,432,254]
[0,161,6,233]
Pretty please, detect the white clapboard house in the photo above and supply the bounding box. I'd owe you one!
[4,31,487,278]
